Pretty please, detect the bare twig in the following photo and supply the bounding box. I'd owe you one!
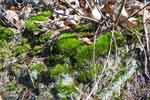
[84,24,101,100]
[143,0,150,78]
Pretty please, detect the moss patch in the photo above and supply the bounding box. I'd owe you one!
[0,26,14,40]
[56,33,81,56]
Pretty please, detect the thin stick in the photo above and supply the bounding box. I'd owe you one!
[143,0,150,78]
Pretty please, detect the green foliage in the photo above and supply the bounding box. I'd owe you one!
[0,26,14,40]
[25,10,52,32]
[39,32,52,43]
[49,64,69,78]
[95,33,111,55]
[56,33,81,56]
[15,39,31,56]
[114,32,125,47]
[76,45,93,64]
[31,11,52,21]
[32,45,43,55]
[30,63,45,73]
[76,33,111,64]
[77,64,101,82]
[25,20,41,32]
[48,55,65,66]
[74,23,96,32]
[0,40,12,60]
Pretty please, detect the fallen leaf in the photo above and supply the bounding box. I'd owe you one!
[3,10,24,30]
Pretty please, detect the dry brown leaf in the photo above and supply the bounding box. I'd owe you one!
[101,1,137,28]
[5,10,24,30]
[120,6,137,28]
[101,3,114,14]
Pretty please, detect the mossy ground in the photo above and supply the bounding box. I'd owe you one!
[0,8,143,100]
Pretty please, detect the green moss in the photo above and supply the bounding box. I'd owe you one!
[48,55,64,66]
[37,10,52,18]
[49,64,69,78]
[76,45,93,64]
[0,40,8,48]
[25,10,52,32]
[56,75,77,99]
[76,33,111,64]
[32,45,43,55]
[39,32,52,43]
[30,15,48,21]
[15,39,31,56]
[0,40,12,60]
[0,26,14,40]
[29,10,52,21]
[25,20,40,32]
[56,33,81,56]
[77,65,99,82]
[30,63,45,73]
[95,33,111,55]
[0,40,12,69]
[74,23,96,32]
[113,32,125,47]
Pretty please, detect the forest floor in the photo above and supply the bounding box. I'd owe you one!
[0,0,150,100]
